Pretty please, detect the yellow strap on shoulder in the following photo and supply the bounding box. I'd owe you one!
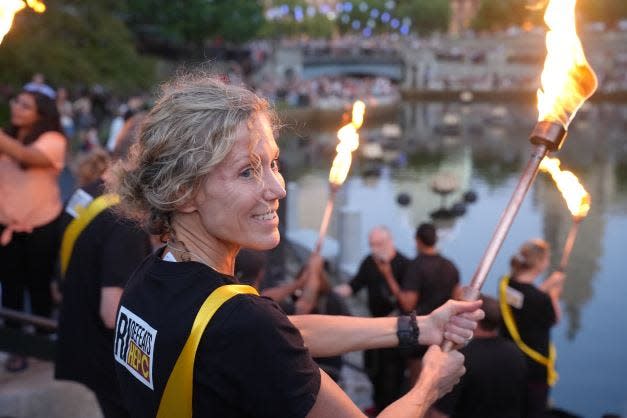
[60,193,120,278]
[156,284,259,418]
[499,275,558,386]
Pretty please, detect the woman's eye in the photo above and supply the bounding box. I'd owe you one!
[271,159,280,172]
[240,168,253,178]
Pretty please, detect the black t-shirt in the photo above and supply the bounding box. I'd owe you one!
[434,337,528,418]
[114,251,321,418]
[349,252,410,317]
[54,181,152,397]
[500,279,556,382]
[403,254,460,315]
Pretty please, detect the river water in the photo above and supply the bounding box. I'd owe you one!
[280,100,627,417]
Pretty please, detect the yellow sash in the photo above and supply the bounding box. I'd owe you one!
[156,284,259,418]
[499,275,558,386]
[60,193,120,278]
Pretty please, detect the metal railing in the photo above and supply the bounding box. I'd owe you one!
[0,308,57,360]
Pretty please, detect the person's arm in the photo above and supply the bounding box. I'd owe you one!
[0,131,59,168]
[539,271,565,323]
[99,218,151,328]
[100,287,124,329]
[376,258,418,313]
[262,253,322,306]
[294,259,322,315]
[288,299,483,358]
[307,346,465,418]
[261,279,305,302]
[333,257,370,298]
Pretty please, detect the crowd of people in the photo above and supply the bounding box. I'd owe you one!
[253,74,399,110]
[0,72,567,418]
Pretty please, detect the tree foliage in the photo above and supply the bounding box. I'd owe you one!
[0,0,155,92]
[471,0,530,31]
[578,0,627,26]
[397,0,451,35]
[472,0,627,31]
[125,0,265,45]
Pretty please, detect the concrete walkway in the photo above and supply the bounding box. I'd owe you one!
[0,352,102,418]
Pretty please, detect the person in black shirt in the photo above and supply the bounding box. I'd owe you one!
[334,226,411,412]
[403,223,461,317]
[499,239,564,418]
[55,119,153,418]
[431,295,527,418]
[403,223,461,382]
[108,75,484,418]
[335,226,411,317]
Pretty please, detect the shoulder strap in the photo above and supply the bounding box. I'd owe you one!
[60,193,120,278]
[156,284,259,418]
[499,275,558,386]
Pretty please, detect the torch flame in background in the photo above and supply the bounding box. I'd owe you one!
[536,0,597,127]
[540,156,591,218]
[0,0,46,45]
[328,100,366,186]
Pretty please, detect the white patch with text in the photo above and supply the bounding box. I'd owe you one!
[114,306,157,390]
[506,286,525,309]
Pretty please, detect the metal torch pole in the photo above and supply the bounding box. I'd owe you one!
[442,121,567,351]
[558,217,582,272]
[467,144,547,293]
[313,185,339,255]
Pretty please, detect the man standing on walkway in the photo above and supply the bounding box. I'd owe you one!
[335,226,411,414]
[403,223,461,381]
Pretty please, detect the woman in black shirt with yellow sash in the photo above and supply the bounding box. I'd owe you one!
[109,74,484,418]
[499,239,564,418]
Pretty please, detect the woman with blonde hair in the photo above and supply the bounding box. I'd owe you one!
[110,74,483,418]
[499,239,564,418]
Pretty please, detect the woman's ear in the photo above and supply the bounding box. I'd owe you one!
[177,200,197,214]
[177,188,201,214]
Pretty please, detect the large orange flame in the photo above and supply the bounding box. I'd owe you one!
[540,156,590,218]
[0,0,46,45]
[536,0,597,127]
[328,100,366,186]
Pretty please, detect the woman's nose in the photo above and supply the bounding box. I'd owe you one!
[263,170,286,200]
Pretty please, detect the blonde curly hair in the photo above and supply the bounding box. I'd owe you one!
[108,73,274,236]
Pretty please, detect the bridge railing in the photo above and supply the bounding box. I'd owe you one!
[0,308,57,360]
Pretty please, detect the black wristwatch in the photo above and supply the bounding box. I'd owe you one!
[397,310,420,348]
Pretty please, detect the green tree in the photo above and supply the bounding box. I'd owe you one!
[472,0,530,31]
[578,0,627,26]
[397,0,451,34]
[0,0,155,92]
[125,0,264,45]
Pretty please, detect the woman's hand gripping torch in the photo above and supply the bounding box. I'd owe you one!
[443,0,597,351]
[313,100,366,255]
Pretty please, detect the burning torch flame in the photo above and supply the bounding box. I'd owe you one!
[536,0,597,127]
[540,156,590,219]
[0,0,46,45]
[328,100,366,186]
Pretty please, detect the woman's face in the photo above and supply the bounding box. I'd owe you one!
[192,113,286,252]
[10,93,39,129]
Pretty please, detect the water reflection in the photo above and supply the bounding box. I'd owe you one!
[279,100,627,416]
